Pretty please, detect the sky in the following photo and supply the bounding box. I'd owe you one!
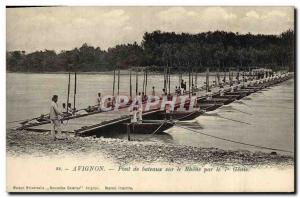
[6,6,294,53]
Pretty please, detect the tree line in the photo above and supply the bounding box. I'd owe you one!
[6,30,294,73]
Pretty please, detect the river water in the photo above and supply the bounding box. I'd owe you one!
[7,73,294,155]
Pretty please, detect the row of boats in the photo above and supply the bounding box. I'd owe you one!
[73,71,292,137]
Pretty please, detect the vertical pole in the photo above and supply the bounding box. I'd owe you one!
[232,70,234,82]
[135,70,138,95]
[145,69,148,94]
[66,72,71,113]
[166,67,168,93]
[163,67,165,91]
[243,70,245,86]
[236,67,239,83]
[178,71,181,87]
[117,67,120,95]
[195,69,198,87]
[233,69,235,82]
[164,66,166,91]
[168,67,171,94]
[191,68,194,86]
[229,68,232,85]
[73,72,77,114]
[214,71,216,86]
[166,65,169,93]
[129,69,132,98]
[248,67,251,79]
[127,124,131,141]
[113,69,116,96]
[142,70,145,93]
[189,68,191,98]
[181,73,183,87]
[206,68,209,92]
[228,69,230,84]
[192,68,194,96]
[217,69,220,86]
[215,70,219,86]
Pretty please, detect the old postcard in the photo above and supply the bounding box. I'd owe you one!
[6,6,295,192]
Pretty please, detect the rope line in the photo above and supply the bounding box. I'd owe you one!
[232,108,253,115]
[222,106,252,115]
[217,115,251,125]
[175,124,293,154]
[176,111,198,121]
[151,121,166,135]
[7,118,31,124]
[203,113,251,125]
[234,100,251,108]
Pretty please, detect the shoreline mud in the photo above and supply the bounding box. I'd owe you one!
[7,129,294,168]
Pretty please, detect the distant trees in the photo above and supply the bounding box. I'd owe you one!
[106,42,144,69]
[6,51,26,72]
[6,30,294,73]
[141,30,294,72]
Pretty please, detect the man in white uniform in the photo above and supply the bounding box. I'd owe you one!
[136,92,143,123]
[50,95,65,140]
[130,101,138,123]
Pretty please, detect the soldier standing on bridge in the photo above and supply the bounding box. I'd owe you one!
[152,86,155,96]
[137,93,143,123]
[130,101,138,123]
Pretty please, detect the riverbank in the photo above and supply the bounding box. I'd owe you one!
[7,129,294,168]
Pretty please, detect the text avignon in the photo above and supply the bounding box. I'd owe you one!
[72,166,105,171]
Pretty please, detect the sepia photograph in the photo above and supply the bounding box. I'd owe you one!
[6,6,295,192]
